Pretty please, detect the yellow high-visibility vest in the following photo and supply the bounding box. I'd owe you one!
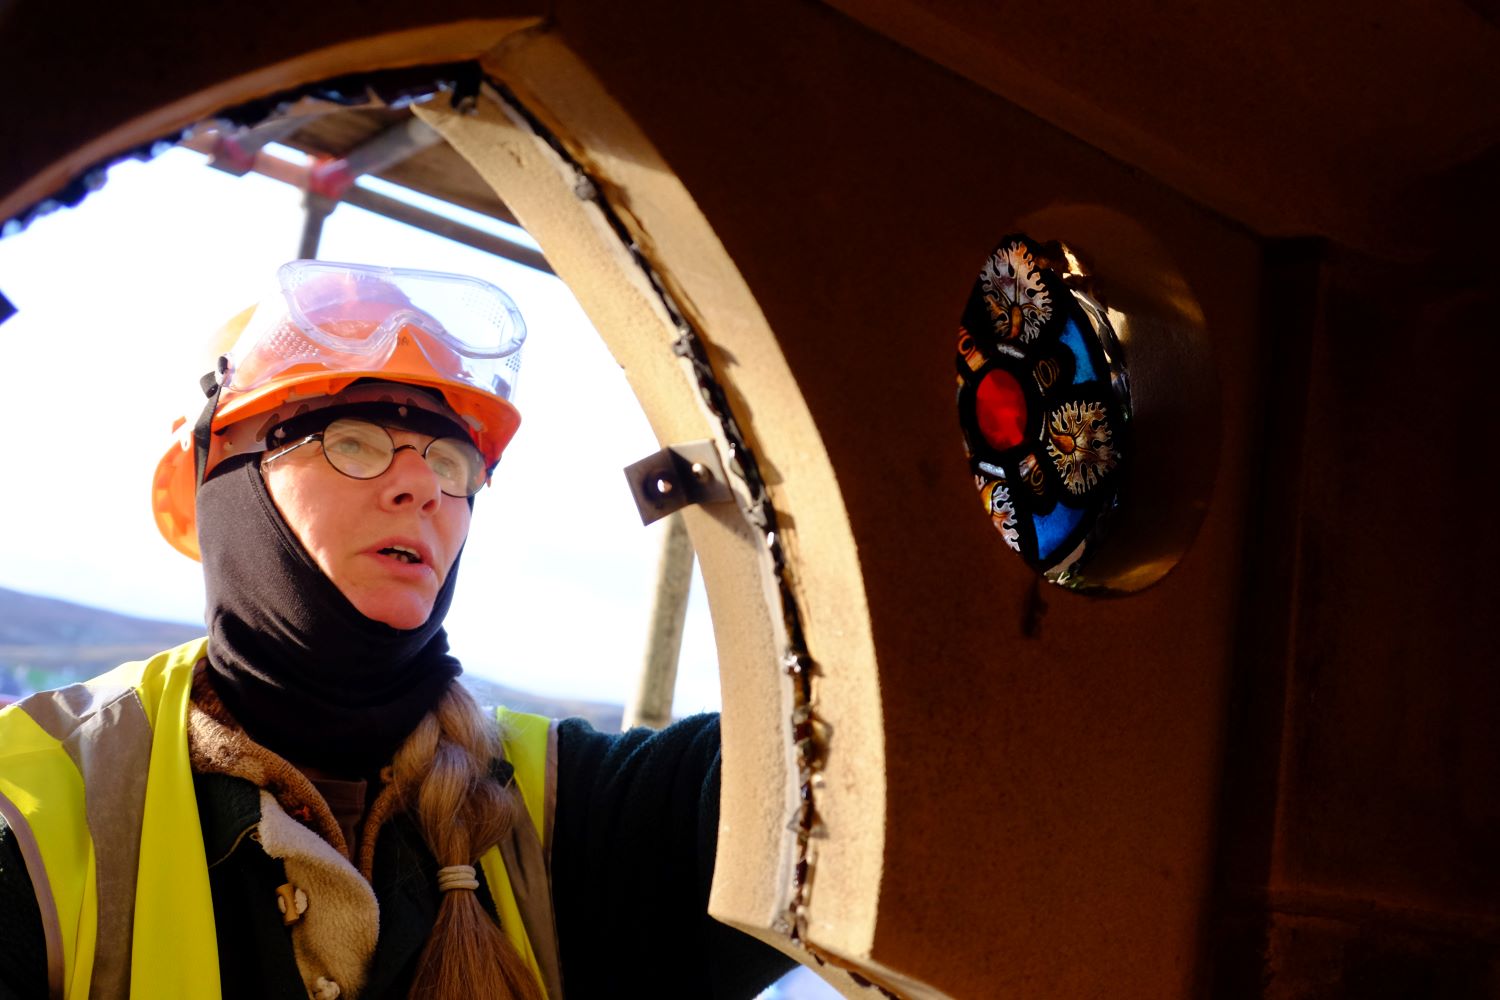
[0,638,552,999]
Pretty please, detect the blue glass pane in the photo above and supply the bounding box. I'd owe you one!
[1033,503,1086,560]
[1059,318,1098,384]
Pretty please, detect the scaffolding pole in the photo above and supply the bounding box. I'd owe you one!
[622,513,694,730]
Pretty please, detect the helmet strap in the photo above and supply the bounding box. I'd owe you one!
[193,356,230,487]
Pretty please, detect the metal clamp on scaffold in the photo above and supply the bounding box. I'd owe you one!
[624,441,732,525]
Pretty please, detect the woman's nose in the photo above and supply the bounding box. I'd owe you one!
[380,445,441,511]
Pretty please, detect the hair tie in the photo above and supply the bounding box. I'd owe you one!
[437,864,479,892]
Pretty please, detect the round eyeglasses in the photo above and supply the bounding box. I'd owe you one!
[263,417,488,497]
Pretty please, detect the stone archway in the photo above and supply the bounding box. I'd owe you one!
[1,12,887,995]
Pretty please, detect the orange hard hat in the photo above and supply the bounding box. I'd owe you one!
[152,260,526,560]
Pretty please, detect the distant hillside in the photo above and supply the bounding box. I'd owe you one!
[460,675,622,732]
[0,586,204,694]
[0,586,622,728]
[0,585,203,648]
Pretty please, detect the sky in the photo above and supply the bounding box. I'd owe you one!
[0,145,724,715]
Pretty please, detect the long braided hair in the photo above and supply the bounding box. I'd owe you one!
[388,682,547,1000]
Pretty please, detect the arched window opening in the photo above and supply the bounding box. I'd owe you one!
[0,85,846,999]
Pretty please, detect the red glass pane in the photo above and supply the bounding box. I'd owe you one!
[975,368,1028,451]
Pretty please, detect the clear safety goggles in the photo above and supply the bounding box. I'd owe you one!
[223,260,527,400]
[263,415,488,498]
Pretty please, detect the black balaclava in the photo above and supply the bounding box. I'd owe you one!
[196,451,463,775]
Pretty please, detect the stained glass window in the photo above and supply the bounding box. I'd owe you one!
[957,234,1130,586]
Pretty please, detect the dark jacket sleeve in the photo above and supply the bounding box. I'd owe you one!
[0,817,49,1000]
[551,714,795,998]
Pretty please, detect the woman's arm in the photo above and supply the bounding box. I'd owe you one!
[550,714,795,998]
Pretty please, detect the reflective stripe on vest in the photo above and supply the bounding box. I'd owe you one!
[0,638,214,1000]
[0,639,554,1000]
[492,707,559,1000]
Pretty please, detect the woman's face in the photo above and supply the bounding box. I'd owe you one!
[261,425,472,630]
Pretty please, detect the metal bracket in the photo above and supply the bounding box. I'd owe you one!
[624,440,733,526]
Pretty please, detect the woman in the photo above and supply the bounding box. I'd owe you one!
[0,261,793,999]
